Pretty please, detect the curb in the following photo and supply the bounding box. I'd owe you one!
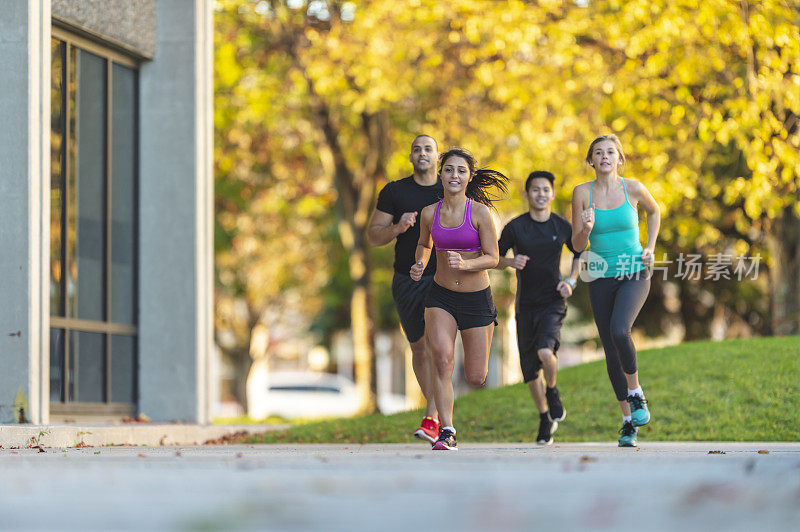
[0,423,283,448]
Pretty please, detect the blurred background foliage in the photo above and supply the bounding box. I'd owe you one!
[213,0,799,408]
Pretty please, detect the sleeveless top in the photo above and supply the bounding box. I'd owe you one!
[431,198,482,252]
[589,178,645,278]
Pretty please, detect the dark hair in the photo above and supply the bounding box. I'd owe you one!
[525,171,555,191]
[438,147,508,209]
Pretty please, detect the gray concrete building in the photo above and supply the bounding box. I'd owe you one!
[0,1,213,424]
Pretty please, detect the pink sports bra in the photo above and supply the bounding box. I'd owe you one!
[431,198,482,252]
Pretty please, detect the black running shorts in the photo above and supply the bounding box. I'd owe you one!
[392,272,434,343]
[516,299,567,382]
[425,282,498,330]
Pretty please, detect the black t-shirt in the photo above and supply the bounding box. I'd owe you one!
[498,212,581,310]
[376,175,443,275]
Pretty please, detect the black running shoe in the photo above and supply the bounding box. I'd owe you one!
[536,415,558,445]
[546,386,566,422]
[618,420,638,447]
[432,428,458,451]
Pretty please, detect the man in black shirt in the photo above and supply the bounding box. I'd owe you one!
[497,171,582,445]
[368,135,443,443]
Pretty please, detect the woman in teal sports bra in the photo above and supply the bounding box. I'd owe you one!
[571,134,661,447]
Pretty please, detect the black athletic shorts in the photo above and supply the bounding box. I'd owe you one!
[425,282,498,331]
[392,272,434,343]
[517,299,567,382]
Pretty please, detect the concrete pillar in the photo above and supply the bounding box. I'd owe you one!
[138,0,213,422]
[0,1,51,424]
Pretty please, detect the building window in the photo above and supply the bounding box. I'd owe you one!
[50,28,138,414]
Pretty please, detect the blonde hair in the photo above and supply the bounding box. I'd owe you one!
[585,134,626,165]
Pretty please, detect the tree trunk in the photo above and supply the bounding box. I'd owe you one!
[765,209,800,335]
[231,348,252,413]
[301,63,386,414]
[349,243,377,413]
[678,280,712,341]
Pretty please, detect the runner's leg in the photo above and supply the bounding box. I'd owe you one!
[409,336,437,418]
[609,275,652,426]
[527,371,547,413]
[538,348,557,387]
[589,278,631,416]
[460,323,494,387]
[609,275,651,388]
[425,307,458,428]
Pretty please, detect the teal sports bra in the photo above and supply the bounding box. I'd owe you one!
[588,178,645,278]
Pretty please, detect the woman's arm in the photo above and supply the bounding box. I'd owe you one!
[410,206,434,281]
[631,180,661,268]
[571,183,593,252]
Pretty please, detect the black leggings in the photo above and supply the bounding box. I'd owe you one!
[588,273,651,401]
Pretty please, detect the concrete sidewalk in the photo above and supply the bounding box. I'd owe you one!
[0,442,797,531]
[0,422,282,447]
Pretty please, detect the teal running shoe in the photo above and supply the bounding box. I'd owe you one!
[627,394,650,426]
[618,420,638,447]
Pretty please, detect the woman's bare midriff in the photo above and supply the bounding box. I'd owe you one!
[433,249,490,292]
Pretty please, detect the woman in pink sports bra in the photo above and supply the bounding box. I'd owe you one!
[410,147,508,451]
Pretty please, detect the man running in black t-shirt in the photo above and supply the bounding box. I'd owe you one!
[368,135,443,443]
[497,171,583,445]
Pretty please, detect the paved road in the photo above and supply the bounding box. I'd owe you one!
[0,442,797,531]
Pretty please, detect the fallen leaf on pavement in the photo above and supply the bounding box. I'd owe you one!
[203,430,250,445]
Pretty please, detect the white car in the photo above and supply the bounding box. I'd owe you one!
[247,370,361,420]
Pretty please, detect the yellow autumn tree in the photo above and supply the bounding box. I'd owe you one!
[214,0,799,412]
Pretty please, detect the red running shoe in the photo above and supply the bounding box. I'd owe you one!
[413,416,440,444]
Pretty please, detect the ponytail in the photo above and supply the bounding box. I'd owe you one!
[466,169,508,210]
[438,147,509,210]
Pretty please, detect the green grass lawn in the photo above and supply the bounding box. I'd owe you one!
[244,336,800,444]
